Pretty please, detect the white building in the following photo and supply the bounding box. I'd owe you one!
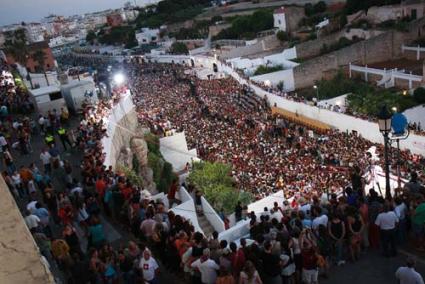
[134,0,163,7]
[136,28,160,45]
[273,7,286,31]
[25,23,45,43]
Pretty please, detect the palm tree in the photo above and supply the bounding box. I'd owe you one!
[32,49,49,86]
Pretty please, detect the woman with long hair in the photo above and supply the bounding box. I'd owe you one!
[239,260,262,284]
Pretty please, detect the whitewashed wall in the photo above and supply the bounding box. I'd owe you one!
[201,196,226,233]
[250,69,296,91]
[101,91,135,167]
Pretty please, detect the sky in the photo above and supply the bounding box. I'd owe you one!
[0,0,129,26]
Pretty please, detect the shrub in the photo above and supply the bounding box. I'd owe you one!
[254,65,284,75]
[276,30,290,42]
[414,87,425,104]
[116,166,145,188]
[170,42,189,55]
[187,161,252,214]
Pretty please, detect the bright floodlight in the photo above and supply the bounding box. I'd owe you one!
[113,73,125,85]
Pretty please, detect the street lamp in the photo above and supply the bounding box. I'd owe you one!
[313,85,319,104]
[377,105,393,199]
[113,73,125,85]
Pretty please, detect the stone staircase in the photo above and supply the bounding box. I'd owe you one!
[196,212,215,237]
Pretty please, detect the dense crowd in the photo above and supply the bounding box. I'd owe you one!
[129,63,425,199]
[1,58,425,284]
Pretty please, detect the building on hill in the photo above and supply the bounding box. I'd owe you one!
[136,28,160,45]
[273,7,287,32]
[5,41,55,73]
[348,0,425,25]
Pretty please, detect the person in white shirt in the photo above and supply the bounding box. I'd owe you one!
[312,207,328,231]
[40,148,52,174]
[375,204,399,257]
[0,134,8,151]
[191,248,219,284]
[394,197,408,244]
[24,210,40,230]
[139,248,159,283]
[396,257,424,284]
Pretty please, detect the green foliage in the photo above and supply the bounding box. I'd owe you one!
[117,165,145,187]
[31,50,47,72]
[345,0,401,14]
[98,26,137,47]
[254,65,284,75]
[187,161,253,214]
[413,87,425,104]
[347,91,417,116]
[211,15,223,23]
[144,133,160,155]
[170,42,189,55]
[213,9,273,40]
[377,16,410,31]
[3,28,29,65]
[301,71,419,116]
[174,28,203,40]
[276,30,290,42]
[132,155,140,175]
[135,0,210,28]
[145,133,177,193]
[86,30,96,44]
[304,1,327,17]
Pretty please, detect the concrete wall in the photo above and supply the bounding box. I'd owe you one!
[250,68,296,91]
[201,196,226,233]
[220,35,282,60]
[101,92,138,169]
[0,176,54,284]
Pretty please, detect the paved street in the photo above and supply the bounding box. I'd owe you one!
[322,249,425,284]
[1,114,182,283]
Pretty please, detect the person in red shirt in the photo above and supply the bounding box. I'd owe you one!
[120,182,133,200]
[95,176,106,199]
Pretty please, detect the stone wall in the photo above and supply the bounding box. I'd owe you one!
[296,30,345,59]
[293,17,425,89]
[108,109,139,170]
[0,176,54,284]
[294,31,409,89]
[220,35,282,59]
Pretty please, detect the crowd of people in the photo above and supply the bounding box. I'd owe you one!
[1,56,425,284]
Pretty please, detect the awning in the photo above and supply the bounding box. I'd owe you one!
[271,106,331,133]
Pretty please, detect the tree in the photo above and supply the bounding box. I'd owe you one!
[276,30,289,42]
[211,15,223,23]
[187,161,252,214]
[170,42,189,55]
[32,49,49,86]
[4,28,29,67]
[413,87,425,104]
[86,30,96,44]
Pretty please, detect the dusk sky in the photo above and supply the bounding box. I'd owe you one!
[0,0,129,26]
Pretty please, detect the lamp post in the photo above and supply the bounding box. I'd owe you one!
[377,105,393,199]
[313,85,319,104]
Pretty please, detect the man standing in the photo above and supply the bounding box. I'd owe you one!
[191,248,220,284]
[57,126,72,150]
[40,148,52,174]
[395,257,424,284]
[375,204,398,257]
[139,248,160,284]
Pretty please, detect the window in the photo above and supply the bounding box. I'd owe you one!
[278,20,281,25]
[49,91,62,101]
